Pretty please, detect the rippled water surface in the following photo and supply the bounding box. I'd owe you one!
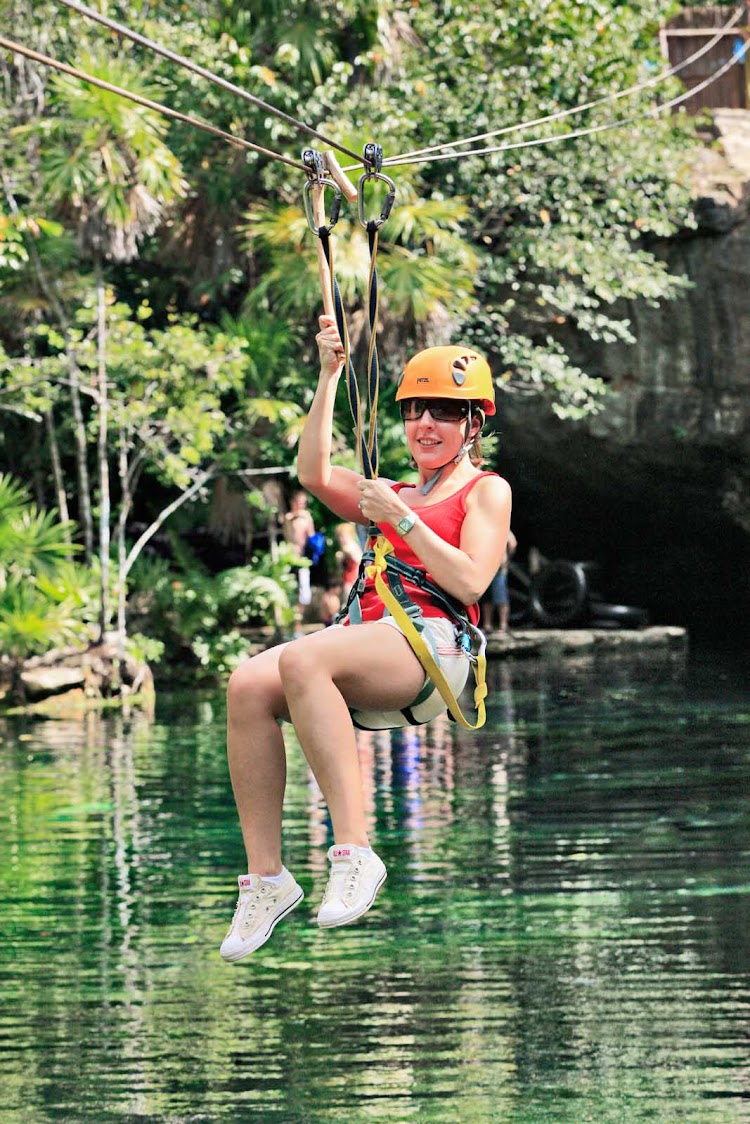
[1,648,749,1123]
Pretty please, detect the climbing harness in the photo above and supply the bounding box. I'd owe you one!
[339,537,488,730]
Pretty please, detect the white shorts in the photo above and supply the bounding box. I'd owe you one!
[348,615,471,731]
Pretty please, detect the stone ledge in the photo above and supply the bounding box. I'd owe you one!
[485,625,688,658]
[241,624,688,659]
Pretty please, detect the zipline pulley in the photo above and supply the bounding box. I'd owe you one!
[358,143,396,230]
[302,148,342,234]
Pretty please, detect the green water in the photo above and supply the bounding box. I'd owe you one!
[1,650,749,1123]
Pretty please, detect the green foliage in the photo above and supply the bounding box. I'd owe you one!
[30,298,250,490]
[125,631,165,665]
[33,50,186,262]
[243,178,477,324]
[0,473,95,661]
[128,542,298,680]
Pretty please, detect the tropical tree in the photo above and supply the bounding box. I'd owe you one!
[37,51,186,636]
[27,298,255,638]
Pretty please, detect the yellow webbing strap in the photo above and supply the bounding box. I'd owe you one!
[366,536,488,730]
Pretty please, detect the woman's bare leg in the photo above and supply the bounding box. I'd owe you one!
[226,645,289,875]
[278,623,425,845]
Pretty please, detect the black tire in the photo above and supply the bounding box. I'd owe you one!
[508,560,533,626]
[579,560,601,582]
[530,561,589,627]
[588,600,650,629]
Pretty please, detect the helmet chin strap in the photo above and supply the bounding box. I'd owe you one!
[418,406,479,496]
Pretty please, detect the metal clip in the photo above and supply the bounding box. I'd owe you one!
[302,148,325,180]
[357,142,395,230]
[363,142,383,175]
[302,148,342,235]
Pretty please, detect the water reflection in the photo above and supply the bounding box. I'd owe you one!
[1,650,749,1122]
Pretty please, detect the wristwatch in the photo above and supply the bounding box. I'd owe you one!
[396,511,419,537]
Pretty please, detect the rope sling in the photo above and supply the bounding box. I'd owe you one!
[304,146,487,730]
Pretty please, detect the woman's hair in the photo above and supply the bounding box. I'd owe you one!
[468,403,485,466]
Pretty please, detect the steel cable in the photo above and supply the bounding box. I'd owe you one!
[57,0,363,166]
[0,33,306,171]
[382,4,746,166]
[375,35,750,169]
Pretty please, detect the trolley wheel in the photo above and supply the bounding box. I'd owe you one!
[530,560,589,627]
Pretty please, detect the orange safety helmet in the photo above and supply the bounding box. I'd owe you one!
[396,345,495,416]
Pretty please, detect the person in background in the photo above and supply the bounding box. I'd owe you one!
[320,578,344,626]
[283,489,315,628]
[481,528,517,634]
[334,522,363,603]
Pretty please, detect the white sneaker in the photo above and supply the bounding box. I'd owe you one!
[220,870,304,962]
[316,844,387,929]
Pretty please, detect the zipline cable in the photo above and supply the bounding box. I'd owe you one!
[383,4,746,165]
[0,33,306,172]
[56,0,363,166]
[375,35,750,169]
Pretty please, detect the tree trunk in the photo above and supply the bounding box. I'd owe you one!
[1,176,95,560]
[121,464,218,584]
[96,261,111,640]
[116,423,130,639]
[44,407,71,546]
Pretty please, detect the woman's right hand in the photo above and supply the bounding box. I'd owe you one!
[316,315,345,378]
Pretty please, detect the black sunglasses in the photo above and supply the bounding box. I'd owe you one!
[399,398,470,423]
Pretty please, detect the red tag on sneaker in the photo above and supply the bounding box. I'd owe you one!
[239,875,254,888]
[332,846,352,859]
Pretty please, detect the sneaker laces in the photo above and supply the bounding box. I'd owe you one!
[323,855,364,906]
[234,877,278,930]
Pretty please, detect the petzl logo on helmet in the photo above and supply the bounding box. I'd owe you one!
[416,376,430,384]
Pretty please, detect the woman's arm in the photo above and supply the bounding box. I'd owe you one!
[297,315,370,524]
[357,474,512,606]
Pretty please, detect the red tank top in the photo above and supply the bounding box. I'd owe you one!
[354,472,496,626]
[342,556,359,584]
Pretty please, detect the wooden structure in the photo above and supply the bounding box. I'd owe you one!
[661,6,750,113]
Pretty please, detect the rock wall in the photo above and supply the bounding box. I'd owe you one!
[494,112,750,640]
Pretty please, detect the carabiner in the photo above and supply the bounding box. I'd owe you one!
[357,142,395,230]
[302,148,342,235]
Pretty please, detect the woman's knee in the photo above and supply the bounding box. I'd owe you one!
[227,653,280,717]
[277,637,319,693]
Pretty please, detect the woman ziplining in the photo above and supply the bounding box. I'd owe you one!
[220,156,512,963]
